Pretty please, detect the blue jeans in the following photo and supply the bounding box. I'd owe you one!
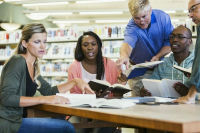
[17,118,75,133]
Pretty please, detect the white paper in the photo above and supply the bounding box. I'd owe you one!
[56,93,96,104]
[142,79,181,98]
[125,61,164,76]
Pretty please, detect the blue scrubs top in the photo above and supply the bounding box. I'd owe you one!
[124,9,174,64]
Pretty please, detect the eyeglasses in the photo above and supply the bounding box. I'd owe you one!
[169,34,191,40]
[188,3,200,13]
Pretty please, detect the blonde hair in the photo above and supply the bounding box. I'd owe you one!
[15,23,47,78]
[128,0,151,16]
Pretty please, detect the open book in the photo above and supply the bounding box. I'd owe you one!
[88,79,132,98]
[173,65,192,74]
[56,93,135,108]
[125,61,164,79]
[56,93,96,103]
[142,79,181,98]
[68,98,135,109]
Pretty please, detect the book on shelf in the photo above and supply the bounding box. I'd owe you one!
[56,93,135,108]
[173,65,192,74]
[142,79,181,98]
[88,79,132,98]
[125,61,164,79]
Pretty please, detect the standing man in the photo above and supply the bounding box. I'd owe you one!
[116,0,173,70]
[116,0,173,95]
[175,0,200,103]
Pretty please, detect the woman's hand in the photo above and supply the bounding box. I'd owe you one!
[74,78,95,94]
[41,95,70,104]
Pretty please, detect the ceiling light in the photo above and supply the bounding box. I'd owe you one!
[76,0,125,4]
[80,11,123,15]
[22,2,69,7]
[4,0,22,2]
[53,20,90,24]
[25,12,73,20]
[26,13,48,20]
[47,12,72,16]
[1,23,21,31]
[95,20,128,23]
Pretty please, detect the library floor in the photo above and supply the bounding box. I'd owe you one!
[122,128,135,133]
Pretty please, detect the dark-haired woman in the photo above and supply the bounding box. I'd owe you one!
[68,31,120,95]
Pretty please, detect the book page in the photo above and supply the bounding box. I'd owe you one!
[67,98,135,108]
[90,79,111,86]
[161,79,181,98]
[111,83,131,90]
[125,61,164,77]
[142,79,163,97]
[68,98,105,108]
[56,93,96,104]
[94,99,135,108]
[153,96,175,103]
[173,65,192,74]
[135,61,164,67]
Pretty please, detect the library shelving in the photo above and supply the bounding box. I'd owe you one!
[0,25,125,85]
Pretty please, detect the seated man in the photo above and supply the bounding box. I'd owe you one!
[133,25,194,96]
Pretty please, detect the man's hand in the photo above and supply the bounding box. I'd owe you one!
[183,72,191,77]
[150,55,160,62]
[140,87,152,97]
[116,56,130,70]
[174,86,197,104]
[173,82,189,96]
[117,72,127,84]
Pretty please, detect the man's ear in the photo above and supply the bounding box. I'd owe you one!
[149,7,152,15]
[189,38,192,45]
[22,40,28,48]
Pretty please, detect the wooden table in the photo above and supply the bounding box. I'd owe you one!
[28,103,200,133]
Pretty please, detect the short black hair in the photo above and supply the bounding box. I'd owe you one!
[74,31,104,80]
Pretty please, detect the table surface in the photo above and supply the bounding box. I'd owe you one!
[30,103,200,133]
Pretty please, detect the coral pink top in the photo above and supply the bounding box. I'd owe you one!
[68,57,119,94]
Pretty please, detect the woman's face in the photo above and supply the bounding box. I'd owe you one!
[81,35,98,61]
[24,33,47,59]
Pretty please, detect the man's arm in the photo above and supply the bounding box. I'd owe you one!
[151,46,171,61]
[116,43,132,69]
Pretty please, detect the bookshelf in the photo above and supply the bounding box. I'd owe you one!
[0,25,125,85]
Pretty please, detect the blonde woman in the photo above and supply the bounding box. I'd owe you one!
[0,23,94,133]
